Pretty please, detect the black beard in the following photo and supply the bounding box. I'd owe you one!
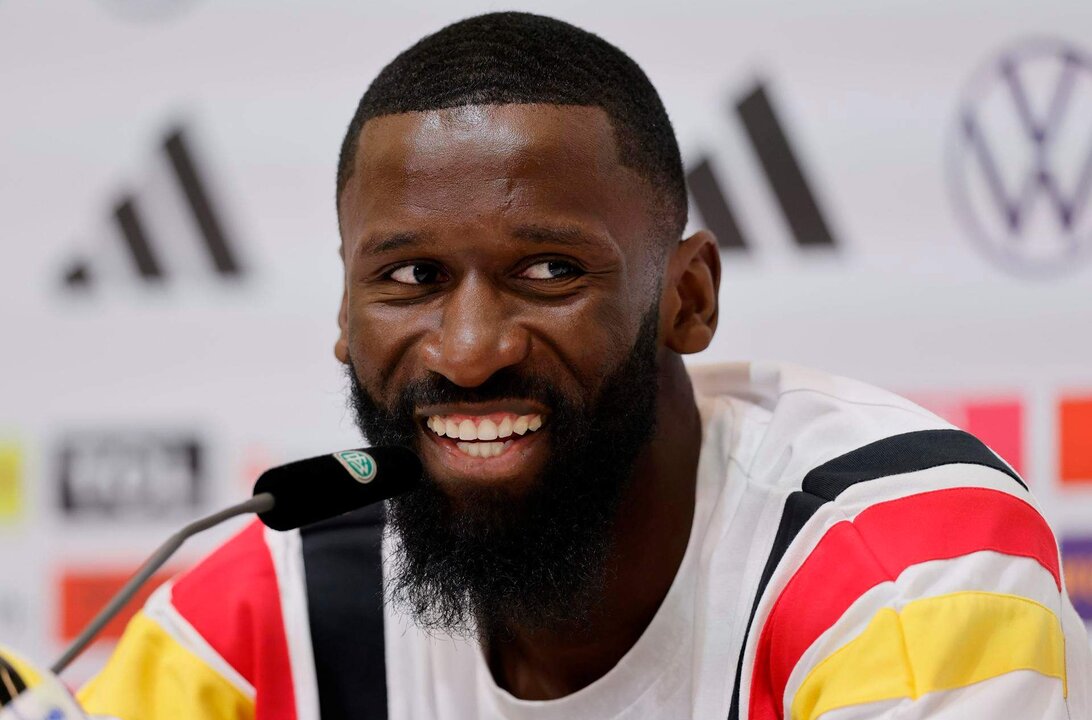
[347,303,661,638]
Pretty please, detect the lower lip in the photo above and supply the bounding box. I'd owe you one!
[420,425,546,481]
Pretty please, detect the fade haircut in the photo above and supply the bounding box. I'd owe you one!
[336,11,688,241]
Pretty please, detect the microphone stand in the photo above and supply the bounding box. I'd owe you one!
[51,493,275,675]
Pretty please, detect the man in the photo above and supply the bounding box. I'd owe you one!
[79,11,1091,720]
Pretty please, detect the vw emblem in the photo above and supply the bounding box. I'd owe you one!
[949,38,1092,277]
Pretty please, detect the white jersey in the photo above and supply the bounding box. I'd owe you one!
[81,362,1092,720]
[386,362,1091,719]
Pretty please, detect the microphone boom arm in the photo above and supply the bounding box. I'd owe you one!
[51,493,275,675]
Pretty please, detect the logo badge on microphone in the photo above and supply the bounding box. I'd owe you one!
[333,450,377,484]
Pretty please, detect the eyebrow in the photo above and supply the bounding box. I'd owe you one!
[361,231,427,256]
[358,224,608,257]
[511,224,607,250]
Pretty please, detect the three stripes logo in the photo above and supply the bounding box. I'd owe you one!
[62,94,826,288]
[62,125,245,289]
[686,82,839,252]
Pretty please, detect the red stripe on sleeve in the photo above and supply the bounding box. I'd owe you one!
[170,520,297,720]
[748,487,1059,720]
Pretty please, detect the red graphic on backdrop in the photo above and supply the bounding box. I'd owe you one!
[908,395,1024,477]
[58,568,176,644]
[1060,396,1092,484]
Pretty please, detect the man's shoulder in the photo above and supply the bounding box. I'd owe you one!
[696,363,1039,598]
[165,520,292,678]
[690,361,1013,493]
[700,365,1085,720]
[172,519,283,604]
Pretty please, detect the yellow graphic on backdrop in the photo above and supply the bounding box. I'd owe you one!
[0,445,23,521]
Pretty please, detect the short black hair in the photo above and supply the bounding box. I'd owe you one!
[336,11,687,240]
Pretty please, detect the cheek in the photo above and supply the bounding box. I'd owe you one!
[346,284,646,397]
[346,299,432,390]
[526,297,638,390]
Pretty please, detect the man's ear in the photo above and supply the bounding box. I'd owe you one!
[335,290,350,364]
[661,230,720,354]
[334,246,350,364]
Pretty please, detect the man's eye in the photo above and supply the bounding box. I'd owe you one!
[389,264,444,285]
[519,260,582,280]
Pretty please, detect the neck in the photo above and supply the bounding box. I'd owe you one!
[486,356,702,700]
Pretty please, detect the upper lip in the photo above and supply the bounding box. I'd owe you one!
[415,401,549,418]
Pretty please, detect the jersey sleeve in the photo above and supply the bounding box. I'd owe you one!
[77,520,301,720]
[77,589,256,720]
[747,483,1092,720]
[791,561,1080,719]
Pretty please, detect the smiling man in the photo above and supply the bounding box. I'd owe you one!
[80,11,1090,720]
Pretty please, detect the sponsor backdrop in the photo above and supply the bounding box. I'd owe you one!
[2,0,1092,679]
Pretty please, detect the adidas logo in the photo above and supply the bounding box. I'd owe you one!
[62,91,827,291]
[61,125,245,289]
[686,82,839,251]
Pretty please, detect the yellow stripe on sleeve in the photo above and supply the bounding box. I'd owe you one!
[791,591,1066,720]
[78,611,254,720]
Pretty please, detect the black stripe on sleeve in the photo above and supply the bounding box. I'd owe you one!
[726,490,824,720]
[802,428,1025,498]
[726,428,1025,719]
[301,503,388,720]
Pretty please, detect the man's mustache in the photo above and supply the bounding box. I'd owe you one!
[394,369,561,411]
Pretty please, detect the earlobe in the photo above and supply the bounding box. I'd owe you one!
[334,244,351,364]
[663,230,720,355]
[334,289,350,364]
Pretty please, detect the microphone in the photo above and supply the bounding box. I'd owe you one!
[50,446,420,676]
[254,446,421,531]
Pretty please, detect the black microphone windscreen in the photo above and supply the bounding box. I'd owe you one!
[253,446,421,531]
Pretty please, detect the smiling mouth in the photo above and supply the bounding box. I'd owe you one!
[425,412,545,458]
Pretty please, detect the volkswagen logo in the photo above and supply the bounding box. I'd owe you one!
[949,38,1092,277]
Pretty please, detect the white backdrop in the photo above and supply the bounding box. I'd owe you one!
[2,0,1091,680]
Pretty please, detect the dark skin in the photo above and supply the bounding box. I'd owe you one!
[335,104,720,700]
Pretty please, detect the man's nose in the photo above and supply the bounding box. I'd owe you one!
[422,276,531,388]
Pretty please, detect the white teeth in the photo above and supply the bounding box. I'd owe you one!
[458,419,477,441]
[477,418,498,441]
[455,441,506,458]
[430,414,545,441]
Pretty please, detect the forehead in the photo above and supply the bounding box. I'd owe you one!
[359,104,620,177]
[338,104,653,248]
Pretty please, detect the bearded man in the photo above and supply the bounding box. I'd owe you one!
[80,11,1091,720]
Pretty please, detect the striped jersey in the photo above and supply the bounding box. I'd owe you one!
[79,362,1092,719]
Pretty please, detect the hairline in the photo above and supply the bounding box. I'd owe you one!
[336,101,679,246]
